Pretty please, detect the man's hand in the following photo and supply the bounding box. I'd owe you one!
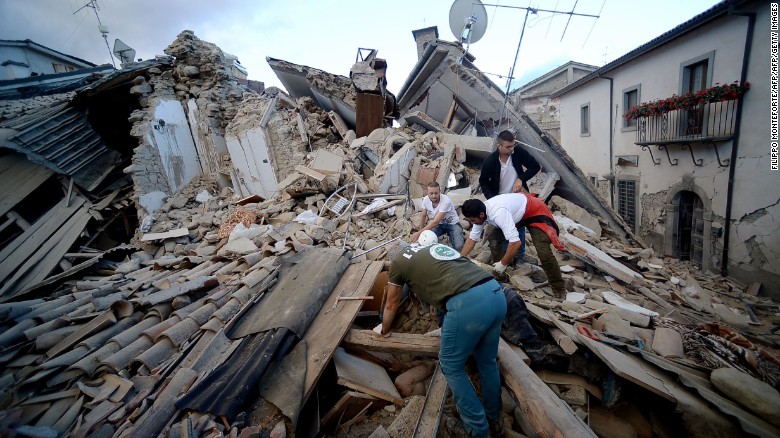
[512,179,525,193]
[410,231,421,243]
[493,261,507,274]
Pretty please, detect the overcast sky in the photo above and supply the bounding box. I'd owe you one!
[1,0,722,95]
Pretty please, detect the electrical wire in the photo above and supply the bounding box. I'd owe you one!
[581,0,606,48]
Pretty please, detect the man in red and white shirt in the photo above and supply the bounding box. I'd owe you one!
[461,193,566,299]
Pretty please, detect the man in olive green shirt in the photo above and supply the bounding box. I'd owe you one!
[381,242,507,437]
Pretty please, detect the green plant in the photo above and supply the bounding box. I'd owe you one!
[624,81,750,121]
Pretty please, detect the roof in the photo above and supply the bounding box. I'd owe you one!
[511,61,599,96]
[0,102,120,191]
[551,0,736,98]
[412,26,439,39]
[0,39,97,68]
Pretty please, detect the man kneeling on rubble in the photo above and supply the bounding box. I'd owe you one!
[460,193,567,299]
[380,235,506,437]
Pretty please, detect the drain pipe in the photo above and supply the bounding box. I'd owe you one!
[721,7,755,277]
[599,75,615,202]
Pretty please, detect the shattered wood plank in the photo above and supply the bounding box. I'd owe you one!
[0,155,54,218]
[295,112,308,144]
[497,339,597,437]
[412,364,448,438]
[746,282,761,296]
[343,330,439,357]
[302,261,384,403]
[334,347,403,405]
[328,111,349,138]
[321,391,382,433]
[535,370,603,400]
[140,227,190,242]
[295,164,327,182]
[0,202,92,298]
[507,342,532,365]
[0,197,86,276]
[561,234,644,284]
[549,327,578,355]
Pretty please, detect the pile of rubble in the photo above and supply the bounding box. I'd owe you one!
[0,30,778,438]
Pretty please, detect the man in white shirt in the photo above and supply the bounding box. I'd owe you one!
[410,182,465,251]
[461,193,566,299]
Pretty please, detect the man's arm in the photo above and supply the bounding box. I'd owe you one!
[380,283,403,337]
[501,241,522,266]
[460,237,477,257]
[479,157,497,199]
[514,146,541,188]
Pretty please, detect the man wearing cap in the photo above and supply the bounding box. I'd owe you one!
[460,193,566,299]
[410,182,464,251]
[380,236,506,437]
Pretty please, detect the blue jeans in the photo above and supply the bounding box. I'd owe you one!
[440,279,507,437]
[432,222,465,251]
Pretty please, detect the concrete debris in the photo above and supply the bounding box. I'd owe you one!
[0,27,777,438]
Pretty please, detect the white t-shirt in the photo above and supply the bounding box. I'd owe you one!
[498,156,519,195]
[468,193,528,243]
[422,194,460,224]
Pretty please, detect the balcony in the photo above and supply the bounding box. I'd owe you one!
[635,99,738,146]
[627,82,748,168]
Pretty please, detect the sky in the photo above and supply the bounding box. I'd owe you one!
[0,0,723,95]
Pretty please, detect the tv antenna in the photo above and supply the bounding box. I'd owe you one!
[74,0,115,67]
[448,0,488,59]
[479,3,600,131]
[113,39,136,66]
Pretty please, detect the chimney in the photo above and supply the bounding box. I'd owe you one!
[411,26,439,60]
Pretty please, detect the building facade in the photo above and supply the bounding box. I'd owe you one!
[510,61,598,143]
[555,0,777,292]
[0,39,96,80]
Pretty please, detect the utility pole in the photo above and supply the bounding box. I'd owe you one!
[74,0,116,67]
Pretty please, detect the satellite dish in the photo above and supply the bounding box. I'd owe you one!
[113,39,136,65]
[449,0,488,45]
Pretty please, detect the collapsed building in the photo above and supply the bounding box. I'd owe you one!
[0,28,777,438]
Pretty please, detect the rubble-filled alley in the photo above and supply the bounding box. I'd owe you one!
[0,22,779,438]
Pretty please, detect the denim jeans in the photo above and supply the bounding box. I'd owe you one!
[487,224,526,264]
[432,222,465,251]
[440,279,507,437]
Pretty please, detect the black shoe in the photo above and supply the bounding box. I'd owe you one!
[444,417,471,438]
[488,418,505,438]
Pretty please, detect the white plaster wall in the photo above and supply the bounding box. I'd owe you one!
[224,126,277,199]
[559,80,611,178]
[149,99,202,193]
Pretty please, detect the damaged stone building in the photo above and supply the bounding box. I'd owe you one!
[554,0,778,292]
[0,3,778,437]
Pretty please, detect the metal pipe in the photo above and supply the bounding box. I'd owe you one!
[598,75,615,203]
[721,7,755,277]
[350,236,402,260]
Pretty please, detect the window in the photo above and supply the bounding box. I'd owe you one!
[622,85,640,130]
[588,175,597,187]
[617,179,637,232]
[52,63,75,73]
[580,103,590,136]
[680,52,714,136]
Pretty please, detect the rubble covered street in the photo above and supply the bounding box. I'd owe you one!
[0,26,778,438]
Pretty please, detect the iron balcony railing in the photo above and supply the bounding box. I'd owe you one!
[635,99,738,145]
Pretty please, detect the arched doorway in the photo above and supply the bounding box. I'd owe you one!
[673,191,704,267]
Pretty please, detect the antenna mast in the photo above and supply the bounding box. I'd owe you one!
[74,0,115,67]
[480,3,599,131]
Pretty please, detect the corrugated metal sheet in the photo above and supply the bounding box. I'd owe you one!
[0,103,119,192]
